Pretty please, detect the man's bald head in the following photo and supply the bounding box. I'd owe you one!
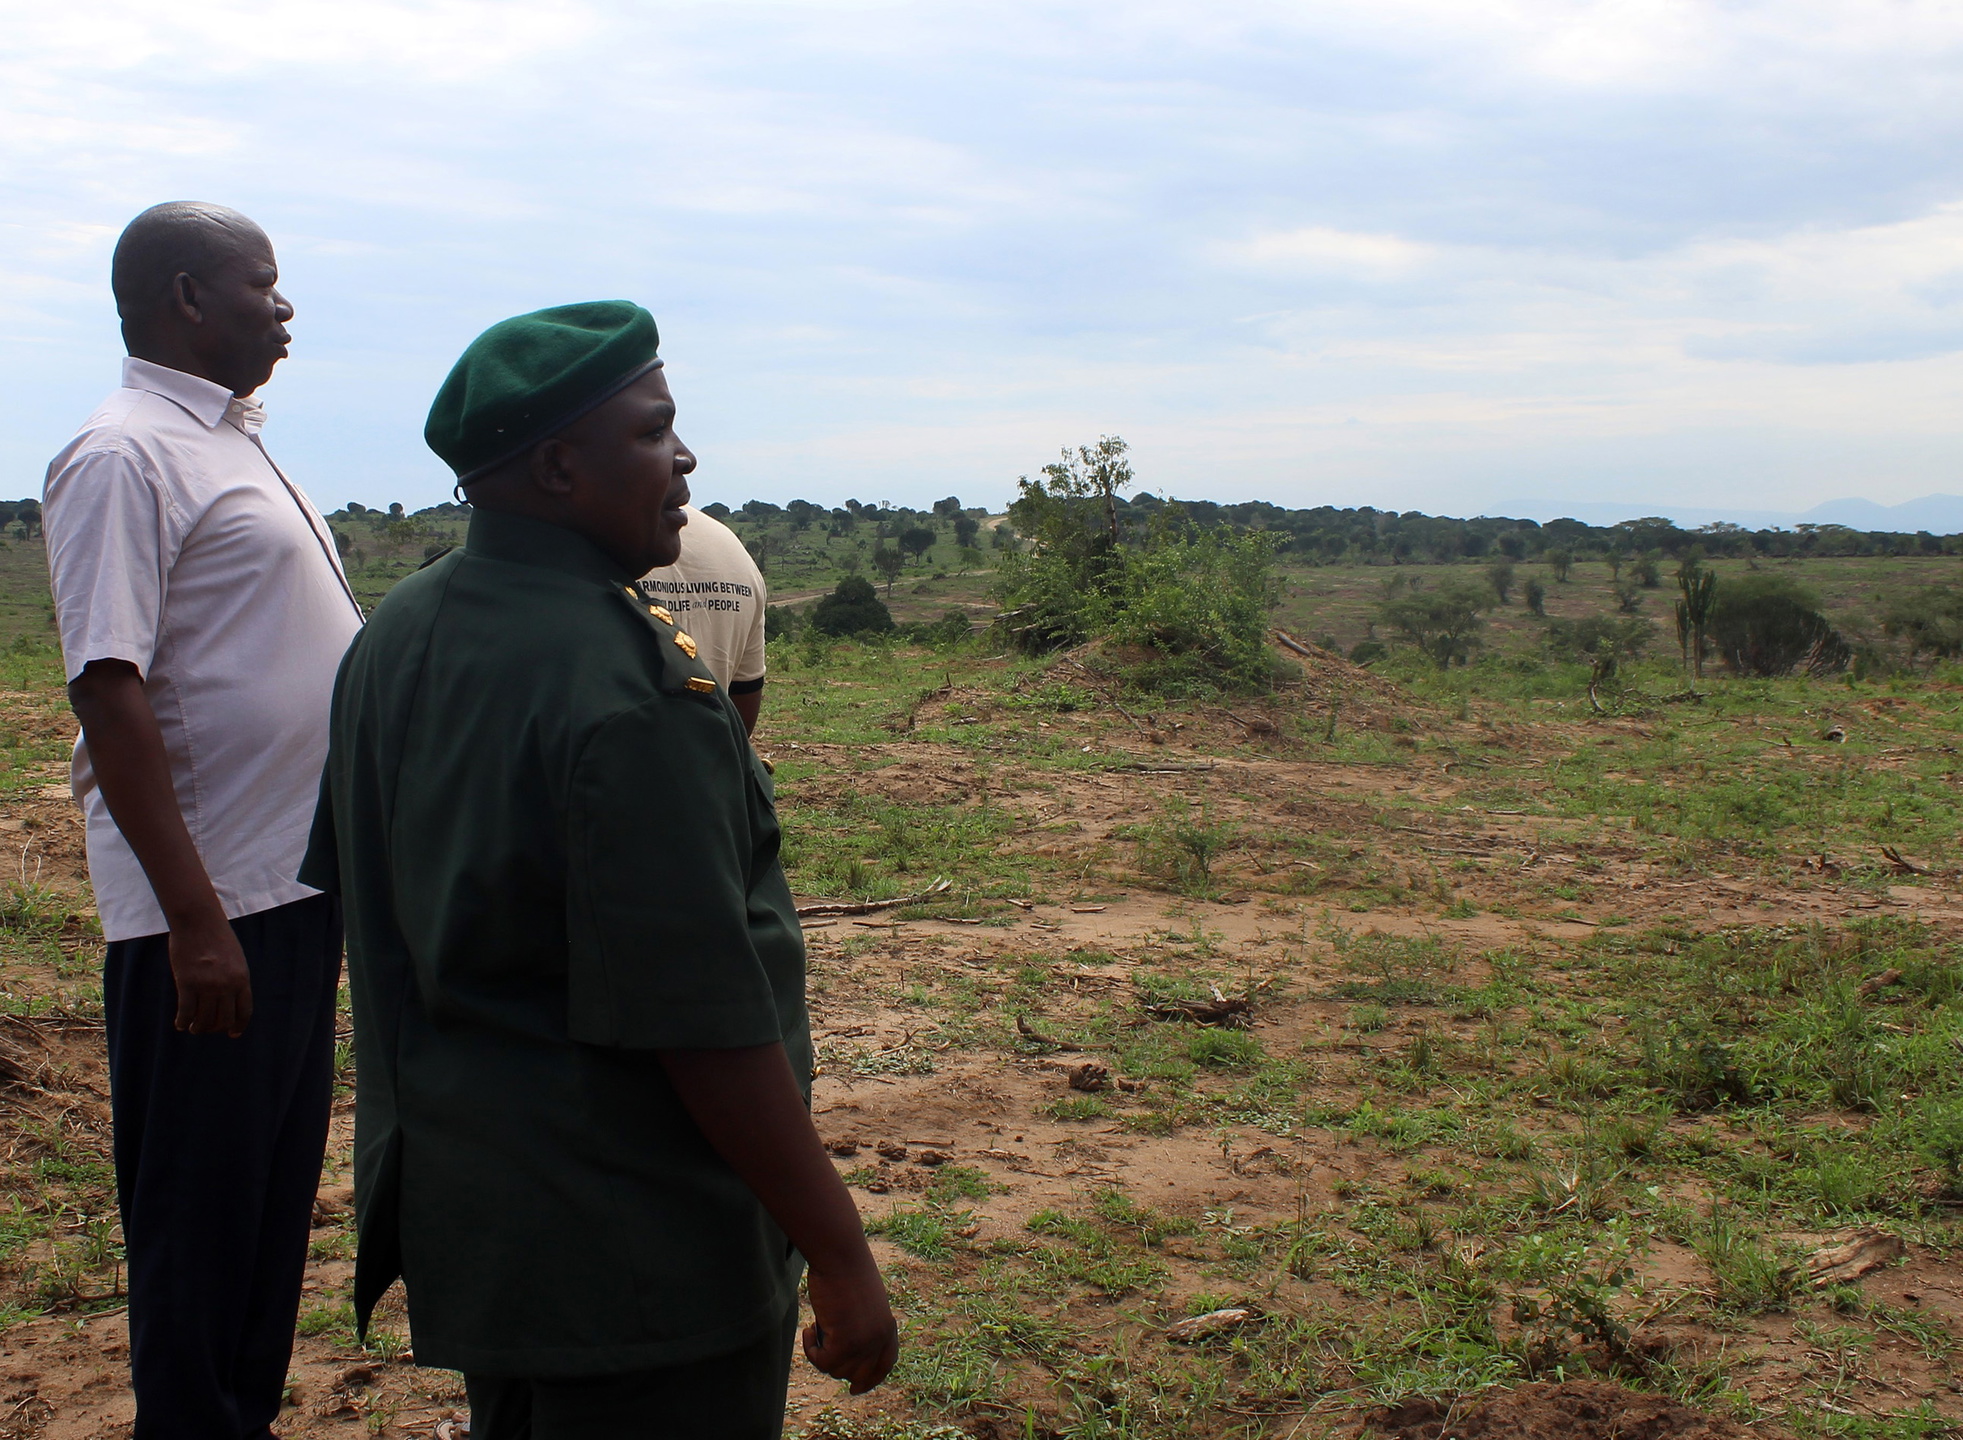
[110,202,294,397]
[112,202,265,321]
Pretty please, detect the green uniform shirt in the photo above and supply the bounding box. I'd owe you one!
[300,507,810,1378]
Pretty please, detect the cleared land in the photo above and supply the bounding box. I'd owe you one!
[0,547,1957,1437]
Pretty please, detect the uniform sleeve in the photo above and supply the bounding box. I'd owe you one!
[732,557,767,686]
[43,448,184,684]
[563,696,780,1049]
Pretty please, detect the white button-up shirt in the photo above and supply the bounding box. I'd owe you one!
[43,358,364,941]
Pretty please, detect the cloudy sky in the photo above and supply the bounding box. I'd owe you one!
[5,0,1962,518]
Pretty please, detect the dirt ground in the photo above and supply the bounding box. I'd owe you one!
[0,637,1958,1437]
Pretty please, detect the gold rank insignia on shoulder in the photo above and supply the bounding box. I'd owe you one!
[674,631,698,660]
[648,604,674,625]
[686,676,716,694]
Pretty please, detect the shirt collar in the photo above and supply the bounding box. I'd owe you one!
[121,357,266,436]
[464,507,631,587]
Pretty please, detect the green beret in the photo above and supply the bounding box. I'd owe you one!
[425,300,662,482]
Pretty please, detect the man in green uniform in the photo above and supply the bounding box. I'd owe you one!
[301,301,896,1438]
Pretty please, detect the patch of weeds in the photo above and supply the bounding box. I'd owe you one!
[1187,1029,1264,1068]
[1347,1100,1463,1152]
[1092,1189,1198,1247]
[797,1407,972,1438]
[1045,1094,1111,1122]
[1698,1218,1799,1314]
[1791,1147,1898,1220]
[1349,1002,1391,1033]
[926,1166,997,1203]
[296,1301,357,1341]
[866,1206,969,1261]
[1541,1048,1616,1100]
[1121,799,1239,896]
[815,1039,938,1078]
[1471,1120,1538,1161]
[1024,1206,1169,1296]
[1599,1112,1666,1157]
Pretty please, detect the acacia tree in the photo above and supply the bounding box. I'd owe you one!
[899,526,937,565]
[1008,434,1134,567]
[871,543,906,597]
[1380,581,1491,668]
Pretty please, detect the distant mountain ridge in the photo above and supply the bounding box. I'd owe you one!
[1494,493,1963,533]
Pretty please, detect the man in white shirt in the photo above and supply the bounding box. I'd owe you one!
[44,202,363,1439]
[636,505,768,733]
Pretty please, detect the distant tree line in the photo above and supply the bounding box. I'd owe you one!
[1109,497,1963,563]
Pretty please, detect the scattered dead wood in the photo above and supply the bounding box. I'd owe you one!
[1103,761,1217,775]
[1164,1306,1258,1343]
[1141,982,1256,1028]
[1805,1227,1903,1287]
[1015,1016,1084,1052]
[794,877,952,918]
[1271,628,1319,661]
[1857,968,1904,997]
[1880,846,1931,877]
[1213,707,1279,737]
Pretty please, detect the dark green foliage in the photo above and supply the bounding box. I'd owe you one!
[1523,578,1546,616]
[871,544,906,596]
[1631,554,1662,588]
[810,576,894,637]
[991,436,1280,693]
[1348,640,1389,665]
[952,514,980,548]
[1548,549,1573,581]
[1882,584,1963,664]
[905,610,974,646]
[1707,573,1849,676]
[899,526,937,563]
[764,604,800,641]
[1545,615,1654,669]
[1486,558,1515,605]
[1378,580,1490,668]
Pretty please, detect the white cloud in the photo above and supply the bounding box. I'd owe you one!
[1,0,1962,515]
[1226,226,1433,273]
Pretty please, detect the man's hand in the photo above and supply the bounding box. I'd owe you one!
[803,1258,899,1394]
[658,1041,899,1394]
[167,909,252,1036]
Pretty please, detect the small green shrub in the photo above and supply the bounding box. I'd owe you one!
[1707,573,1849,676]
[810,576,895,637]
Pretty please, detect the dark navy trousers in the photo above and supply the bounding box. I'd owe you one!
[105,894,342,1440]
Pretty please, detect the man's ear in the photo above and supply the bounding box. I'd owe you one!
[170,273,203,326]
[529,438,578,498]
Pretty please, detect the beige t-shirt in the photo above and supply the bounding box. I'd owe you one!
[635,507,767,690]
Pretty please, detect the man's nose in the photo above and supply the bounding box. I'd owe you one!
[674,442,696,474]
[273,288,294,323]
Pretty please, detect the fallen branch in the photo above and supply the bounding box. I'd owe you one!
[1271,628,1318,661]
[1141,982,1256,1029]
[794,877,952,918]
[1015,1016,1084,1051]
[1804,1228,1903,1287]
[1103,761,1217,774]
[1881,845,1931,877]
